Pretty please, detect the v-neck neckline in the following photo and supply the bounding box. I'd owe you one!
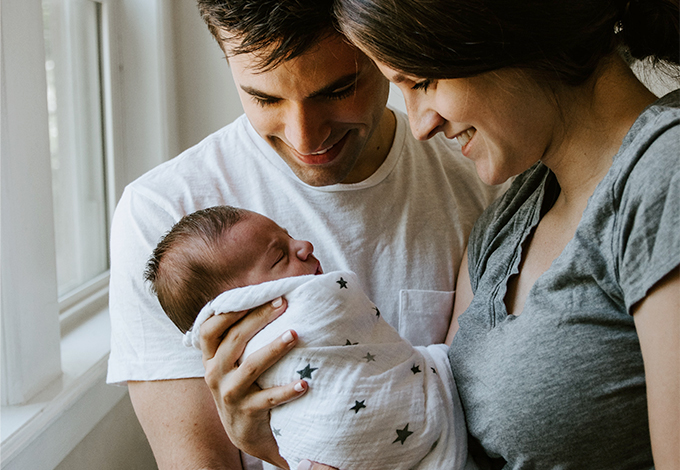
[493,170,560,325]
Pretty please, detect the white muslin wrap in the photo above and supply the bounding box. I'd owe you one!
[185,271,472,470]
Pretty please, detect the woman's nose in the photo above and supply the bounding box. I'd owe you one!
[408,107,447,141]
[404,94,446,141]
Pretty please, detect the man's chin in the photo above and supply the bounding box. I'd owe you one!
[280,151,357,186]
[270,133,362,185]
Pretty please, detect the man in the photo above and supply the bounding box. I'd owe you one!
[106,1,501,468]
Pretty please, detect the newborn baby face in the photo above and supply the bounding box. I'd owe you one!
[226,212,323,287]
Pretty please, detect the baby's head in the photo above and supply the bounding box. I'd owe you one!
[145,206,323,333]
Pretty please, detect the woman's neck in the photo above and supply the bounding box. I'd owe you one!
[541,55,658,214]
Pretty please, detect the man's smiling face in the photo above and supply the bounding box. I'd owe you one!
[227,33,392,186]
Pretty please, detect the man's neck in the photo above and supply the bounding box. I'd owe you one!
[342,108,396,184]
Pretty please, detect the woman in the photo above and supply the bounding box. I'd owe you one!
[200,0,679,468]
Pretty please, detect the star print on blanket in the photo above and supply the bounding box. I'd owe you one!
[394,424,414,445]
[350,400,366,413]
[296,364,317,380]
[187,271,470,470]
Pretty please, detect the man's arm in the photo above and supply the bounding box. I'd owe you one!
[128,378,244,470]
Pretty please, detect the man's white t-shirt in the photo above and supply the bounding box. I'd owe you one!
[107,109,500,383]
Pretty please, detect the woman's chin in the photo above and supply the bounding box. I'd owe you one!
[475,159,518,186]
[475,163,500,186]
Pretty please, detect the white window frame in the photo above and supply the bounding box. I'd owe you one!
[1,0,177,468]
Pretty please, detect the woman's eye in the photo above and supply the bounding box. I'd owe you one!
[411,79,432,92]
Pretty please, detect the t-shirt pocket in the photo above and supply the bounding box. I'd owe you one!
[398,289,455,346]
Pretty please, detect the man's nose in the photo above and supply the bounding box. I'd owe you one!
[284,104,332,154]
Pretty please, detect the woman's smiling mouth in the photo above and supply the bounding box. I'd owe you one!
[455,128,476,148]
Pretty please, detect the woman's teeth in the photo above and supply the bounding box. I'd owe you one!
[456,128,475,147]
[310,144,334,155]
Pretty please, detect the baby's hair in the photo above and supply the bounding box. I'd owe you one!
[145,205,249,333]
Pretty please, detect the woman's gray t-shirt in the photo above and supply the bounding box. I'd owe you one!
[449,91,679,469]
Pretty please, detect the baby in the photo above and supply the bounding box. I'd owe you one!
[145,205,474,470]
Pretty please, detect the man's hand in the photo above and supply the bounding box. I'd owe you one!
[200,298,308,468]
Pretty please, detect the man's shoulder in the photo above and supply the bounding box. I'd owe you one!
[127,114,264,195]
[116,114,273,223]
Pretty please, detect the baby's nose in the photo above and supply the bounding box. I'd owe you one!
[296,240,314,260]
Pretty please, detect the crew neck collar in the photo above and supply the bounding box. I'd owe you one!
[243,107,408,193]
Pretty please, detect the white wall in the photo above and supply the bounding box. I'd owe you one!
[54,394,157,470]
[171,0,244,153]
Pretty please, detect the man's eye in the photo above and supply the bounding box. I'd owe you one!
[326,83,356,100]
[252,96,279,107]
[411,79,432,92]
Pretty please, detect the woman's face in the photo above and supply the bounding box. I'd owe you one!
[376,61,561,185]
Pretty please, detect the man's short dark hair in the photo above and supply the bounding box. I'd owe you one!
[196,0,338,71]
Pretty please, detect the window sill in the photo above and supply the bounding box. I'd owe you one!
[1,307,126,470]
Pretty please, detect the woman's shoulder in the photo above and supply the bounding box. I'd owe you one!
[619,90,680,160]
[612,90,680,199]
[602,92,680,308]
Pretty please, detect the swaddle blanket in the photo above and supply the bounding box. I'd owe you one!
[185,271,472,470]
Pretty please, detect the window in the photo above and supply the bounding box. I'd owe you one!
[43,0,110,299]
[1,0,176,467]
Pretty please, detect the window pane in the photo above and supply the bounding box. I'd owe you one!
[43,0,109,298]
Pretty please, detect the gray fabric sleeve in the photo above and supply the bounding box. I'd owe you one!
[618,125,680,312]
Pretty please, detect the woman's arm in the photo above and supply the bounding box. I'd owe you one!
[199,298,308,469]
[632,267,680,469]
[445,247,473,345]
